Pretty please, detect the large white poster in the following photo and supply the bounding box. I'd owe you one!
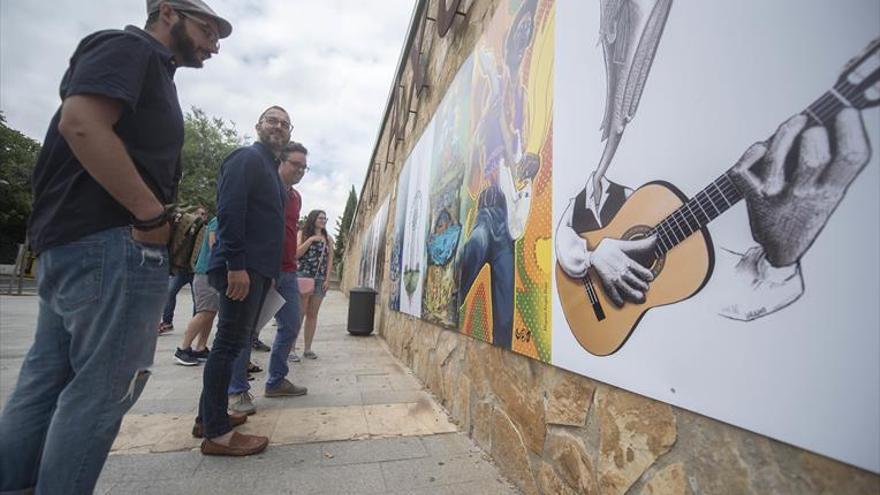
[357,198,389,290]
[398,121,435,317]
[553,0,880,473]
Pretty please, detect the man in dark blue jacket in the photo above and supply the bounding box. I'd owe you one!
[195,106,291,456]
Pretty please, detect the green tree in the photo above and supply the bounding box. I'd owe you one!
[0,112,41,263]
[333,186,357,277]
[177,107,245,213]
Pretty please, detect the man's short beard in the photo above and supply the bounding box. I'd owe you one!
[258,128,289,154]
[170,20,201,68]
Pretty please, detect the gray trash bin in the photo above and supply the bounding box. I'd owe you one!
[347,287,377,335]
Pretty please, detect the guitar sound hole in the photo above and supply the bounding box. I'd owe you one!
[621,225,665,277]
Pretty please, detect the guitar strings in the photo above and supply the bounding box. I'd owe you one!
[582,275,598,305]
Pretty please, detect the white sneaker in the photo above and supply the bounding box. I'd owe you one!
[228,392,256,415]
[288,352,301,363]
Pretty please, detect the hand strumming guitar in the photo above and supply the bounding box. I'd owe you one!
[555,190,656,307]
[590,236,656,307]
[731,108,871,267]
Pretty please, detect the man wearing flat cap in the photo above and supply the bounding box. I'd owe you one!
[0,2,231,493]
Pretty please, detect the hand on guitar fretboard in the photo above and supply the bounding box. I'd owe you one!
[731,110,871,268]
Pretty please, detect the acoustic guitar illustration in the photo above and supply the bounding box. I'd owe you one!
[556,38,880,356]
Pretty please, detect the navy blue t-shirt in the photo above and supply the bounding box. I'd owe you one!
[28,26,184,254]
[208,142,287,281]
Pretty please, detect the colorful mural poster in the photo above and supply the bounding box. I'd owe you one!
[456,0,554,360]
[423,57,474,328]
[388,0,555,361]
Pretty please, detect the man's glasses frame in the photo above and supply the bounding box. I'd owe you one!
[262,116,293,132]
[285,159,308,171]
[177,10,219,47]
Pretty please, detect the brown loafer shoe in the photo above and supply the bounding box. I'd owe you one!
[201,431,269,456]
[191,412,248,438]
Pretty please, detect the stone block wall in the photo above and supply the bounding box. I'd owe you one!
[343,1,880,492]
[379,311,879,494]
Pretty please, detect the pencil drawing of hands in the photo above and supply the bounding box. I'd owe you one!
[730,108,871,267]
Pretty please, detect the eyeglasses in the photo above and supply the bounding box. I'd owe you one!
[262,116,292,131]
[177,10,219,47]
[286,159,309,171]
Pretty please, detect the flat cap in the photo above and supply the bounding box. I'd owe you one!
[147,0,232,39]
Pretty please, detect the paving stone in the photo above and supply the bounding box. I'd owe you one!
[260,390,364,409]
[380,452,500,491]
[388,478,520,495]
[107,476,259,495]
[93,480,115,495]
[100,451,203,482]
[361,389,431,406]
[128,398,199,415]
[252,462,387,495]
[317,436,428,466]
[364,401,458,437]
[272,405,371,444]
[194,442,325,476]
[420,432,481,458]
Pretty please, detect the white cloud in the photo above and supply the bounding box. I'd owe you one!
[0,0,414,234]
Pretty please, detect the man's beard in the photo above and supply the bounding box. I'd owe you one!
[170,20,202,68]
[257,127,290,154]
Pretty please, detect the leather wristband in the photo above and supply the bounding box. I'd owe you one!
[132,206,170,231]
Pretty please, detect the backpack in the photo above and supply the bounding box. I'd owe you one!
[168,210,206,274]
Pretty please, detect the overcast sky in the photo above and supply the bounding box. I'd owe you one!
[0,0,415,235]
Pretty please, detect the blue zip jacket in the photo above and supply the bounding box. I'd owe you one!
[209,141,286,280]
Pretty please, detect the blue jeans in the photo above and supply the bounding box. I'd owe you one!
[161,271,194,324]
[198,269,270,438]
[267,271,301,388]
[0,227,168,495]
[459,205,514,349]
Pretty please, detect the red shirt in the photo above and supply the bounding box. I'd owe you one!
[281,187,301,272]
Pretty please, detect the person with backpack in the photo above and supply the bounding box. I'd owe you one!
[0,2,231,492]
[158,205,207,335]
[174,213,219,365]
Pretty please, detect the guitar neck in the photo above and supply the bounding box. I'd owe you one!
[651,171,741,256]
[652,84,857,257]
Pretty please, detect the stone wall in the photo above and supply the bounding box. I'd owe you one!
[343,1,880,492]
[380,312,879,494]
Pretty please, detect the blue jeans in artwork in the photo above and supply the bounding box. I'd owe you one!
[197,269,270,438]
[266,271,301,388]
[0,227,168,495]
[161,270,194,324]
[459,205,514,349]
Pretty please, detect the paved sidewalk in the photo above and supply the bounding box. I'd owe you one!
[0,290,519,494]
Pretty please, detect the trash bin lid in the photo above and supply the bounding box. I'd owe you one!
[350,286,377,294]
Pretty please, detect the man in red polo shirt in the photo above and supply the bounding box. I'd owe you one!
[264,141,309,398]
